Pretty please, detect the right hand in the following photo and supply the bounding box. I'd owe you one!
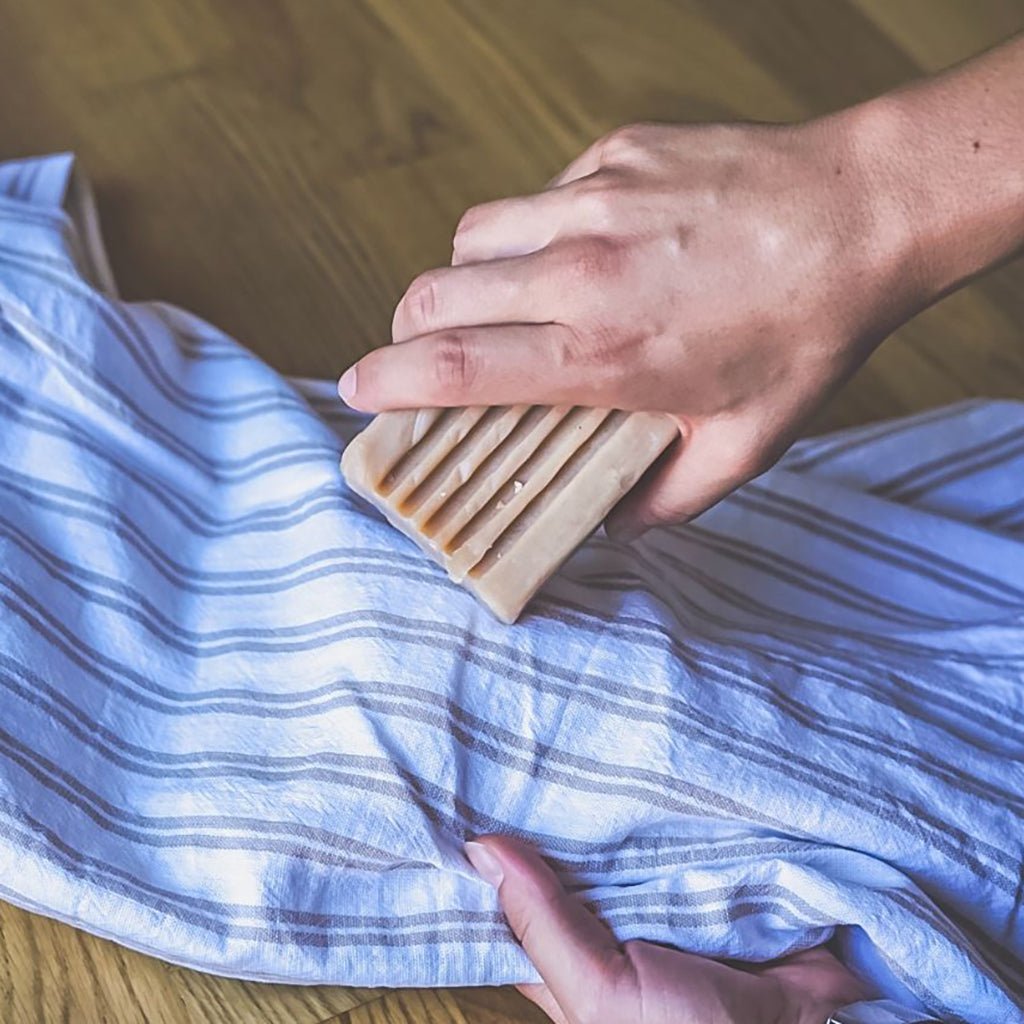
[340,113,924,539]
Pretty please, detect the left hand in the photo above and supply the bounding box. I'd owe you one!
[465,836,873,1024]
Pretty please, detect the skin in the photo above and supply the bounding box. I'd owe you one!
[339,35,1024,540]
[342,35,1024,1021]
[465,837,873,1024]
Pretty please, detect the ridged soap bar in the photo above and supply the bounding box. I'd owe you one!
[341,405,677,623]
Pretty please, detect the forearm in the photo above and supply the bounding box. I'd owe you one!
[841,34,1024,309]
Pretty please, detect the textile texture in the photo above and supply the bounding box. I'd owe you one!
[0,155,1021,1022]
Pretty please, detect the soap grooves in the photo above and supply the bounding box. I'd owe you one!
[342,403,677,622]
[370,409,444,491]
[448,407,612,559]
[380,407,486,498]
[378,408,456,493]
[470,410,630,578]
[424,405,565,541]
[400,405,511,518]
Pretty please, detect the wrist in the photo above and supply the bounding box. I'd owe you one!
[835,62,1024,311]
[837,96,938,306]
[795,102,932,353]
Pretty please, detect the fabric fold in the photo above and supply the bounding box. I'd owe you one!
[0,154,1021,1022]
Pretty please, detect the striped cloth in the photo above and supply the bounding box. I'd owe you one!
[0,154,1021,1023]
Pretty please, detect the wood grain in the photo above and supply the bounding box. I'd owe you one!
[0,2,1021,1022]
[0,901,377,1024]
[333,991,469,1024]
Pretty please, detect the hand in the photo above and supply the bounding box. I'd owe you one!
[464,837,873,1024]
[339,113,924,538]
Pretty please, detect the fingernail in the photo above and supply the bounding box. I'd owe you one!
[337,366,357,403]
[465,841,504,889]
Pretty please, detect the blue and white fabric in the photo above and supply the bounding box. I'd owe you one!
[0,154,1021,1023]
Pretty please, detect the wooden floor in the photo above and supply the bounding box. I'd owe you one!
[0,1,1021,1021]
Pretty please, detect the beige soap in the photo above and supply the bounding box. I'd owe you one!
[341,405,677,623]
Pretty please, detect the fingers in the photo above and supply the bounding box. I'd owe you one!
[605,418,769,539]
[451,189,570,266]
[453,169,645,268]
[548,122,662,188]
[547,143,604,189]
[465,837,627,1018]
[451,123,670,267]
[391,253,562,344]
[340,322,605,412]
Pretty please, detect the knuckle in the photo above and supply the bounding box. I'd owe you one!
[565,236,624,282]
[431,331,478,393]
[575,183,621,230]
[550,325,589,373]
[573,967,626,1024]
[599,122,652,165]
[400,270,444,334]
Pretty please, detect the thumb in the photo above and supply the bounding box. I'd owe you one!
[465,837,626,1014]
[606,417,771,541]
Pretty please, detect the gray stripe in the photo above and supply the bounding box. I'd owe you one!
[886,889,1022,995]
[3,573,1018,892]
[6,456,1021,751]
[8,516,1024,868]
[3,654,726,861]
[737,483,1024,604]
[6,529,1020,820]
[0,318,336,480]
[0,247,296,417]
[781,404,981,473]
[13,647,1012,934]
[4,441,1020,744]
[0,816,854,957]
[585,538,1024,666]
[872,423,1024,501]
[0,728,413,869]
[543,599,1023,741]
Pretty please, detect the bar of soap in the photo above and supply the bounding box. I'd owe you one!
[341,405,677,623]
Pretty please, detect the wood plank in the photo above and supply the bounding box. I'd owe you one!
[333,990,469,1024]
[0,902,378,1024]
[854,0,1024,71]
[449,986,552,1024]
